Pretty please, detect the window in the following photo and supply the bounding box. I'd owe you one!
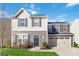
[60,25,67,32]
[65,37,69,39]
[67,25,70,32]
[48,29,52,32]
[18,18,27,27]
[60,37,64,39]
[16,34,28,45]
[60,25,63,32]
[23,35,28,40]
[48,25,52,32]
[49,37,53,39]
[17,35,23,44]
[55,37,58,39]
[32,18,41,27]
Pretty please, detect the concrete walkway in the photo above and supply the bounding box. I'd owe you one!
[30,47,79,56]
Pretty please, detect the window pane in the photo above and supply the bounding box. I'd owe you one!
[32,19,41,27]
[60,37,64,39]
[21,19,25,23]
[34,19,39,23]
[18,18,27,27]
[18,39,21,43]
[39,19,41,26]
[65,37,69,39]
[17,35,23,39]
[20,23,24,26]
[23,35,28,39]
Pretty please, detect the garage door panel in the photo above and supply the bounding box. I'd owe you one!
[57,39,70,48]
[48,39,57,47]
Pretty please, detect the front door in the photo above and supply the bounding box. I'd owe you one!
[34,35,39,47]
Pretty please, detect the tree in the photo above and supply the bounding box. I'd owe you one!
[0,4,11,55]
[0,4,5,55]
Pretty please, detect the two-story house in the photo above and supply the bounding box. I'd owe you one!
[48,22,74,48]
[11,8,48,48]
[11,8,74,48]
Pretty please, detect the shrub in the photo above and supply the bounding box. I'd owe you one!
[5,43,11,48]
[12,43,17,49]
[74,42,78,47]
[20,44,28,49]
[41,42,48,49]
[19,42,28,49]
[27,43,33,48]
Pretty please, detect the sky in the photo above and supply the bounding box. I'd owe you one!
[0,3,79,22]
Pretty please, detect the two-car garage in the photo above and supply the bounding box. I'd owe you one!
[48,34,73,48]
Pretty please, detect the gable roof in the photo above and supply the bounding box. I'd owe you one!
[31,14,47,16]
[14,8,30,18]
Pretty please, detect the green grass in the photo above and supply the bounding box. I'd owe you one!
[1,49,58,56]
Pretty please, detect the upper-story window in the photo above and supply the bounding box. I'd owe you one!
[32,18,41,27]
[18,18,27,27]
[48,25,52,33]
[67,25,70,32]
[60,25,63,32]
[60,25,69,33]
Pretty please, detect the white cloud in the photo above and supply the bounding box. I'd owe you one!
[31,11,37,14]
[24,4,28,7]
[26,4,40,15]
[0,10,10,18]
[66,3,79,7]
[27,9,37,14]
[57,18,66,22]
[30,4,35,10]
[51,15,67,22]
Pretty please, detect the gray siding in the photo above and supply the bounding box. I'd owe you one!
[48,22,70,34]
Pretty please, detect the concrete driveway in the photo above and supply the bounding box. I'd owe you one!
[51,47,79,56]
[30,47,79,56]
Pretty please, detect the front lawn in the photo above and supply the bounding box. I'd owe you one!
[1,49,58,56]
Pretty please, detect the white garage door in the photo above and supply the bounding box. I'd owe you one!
[57,39,69,48]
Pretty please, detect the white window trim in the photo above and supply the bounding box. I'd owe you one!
[18,18,27,27]
[32,18,41,27]
[16,34,28,44]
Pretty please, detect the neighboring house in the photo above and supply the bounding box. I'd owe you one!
[70,19,79,45]
[0,18,11,47]
[48,22,74,48]
[11,8,48,48]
